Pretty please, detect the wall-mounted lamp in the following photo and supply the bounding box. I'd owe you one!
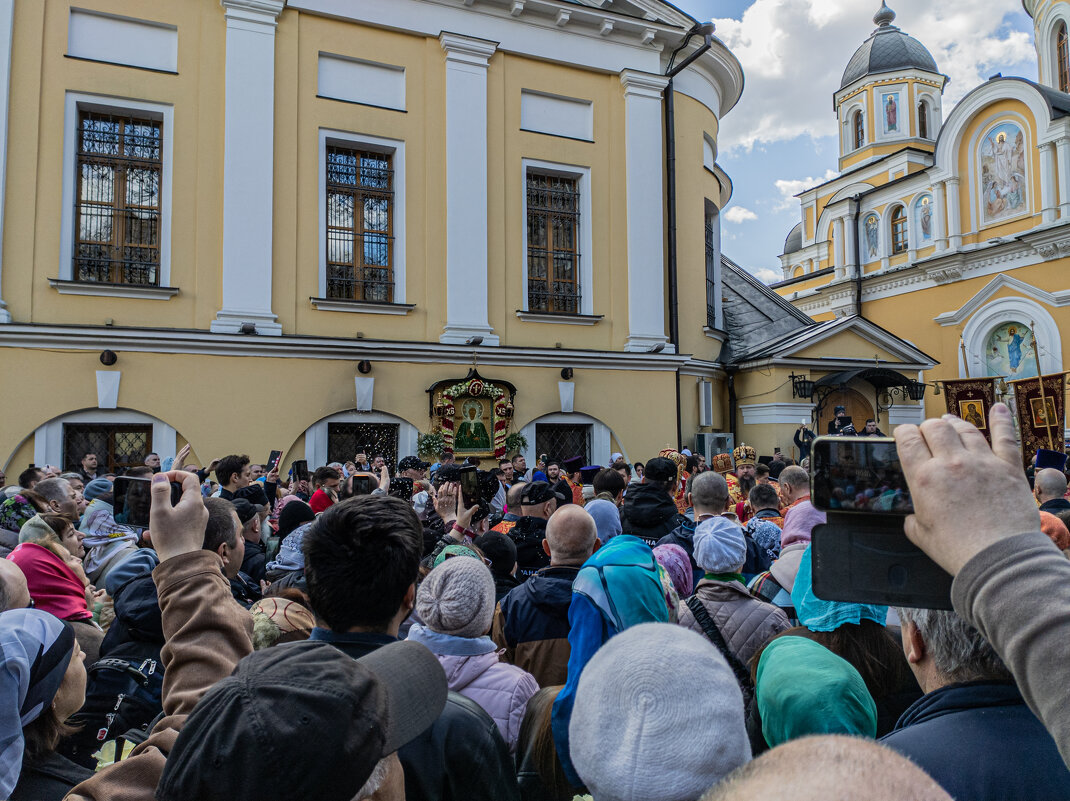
[789,372,815,399]
[357,360,372,375]
[905,380,929,401]
[560,367,574,380]
[99,350,118,366]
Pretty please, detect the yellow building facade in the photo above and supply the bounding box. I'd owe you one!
[775,0,1070,434]
[0,0,757,473]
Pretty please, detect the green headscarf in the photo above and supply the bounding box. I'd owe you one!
[433,543,481,568]
[755,636,878,748]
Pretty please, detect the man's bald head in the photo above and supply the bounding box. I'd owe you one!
[506,482,527,510]
[0,559,30,612]
[690,471,729,516]
[702,735,951,801]
[1034,468,1068,503]
[544,505,598,566]
[778,466,808,491]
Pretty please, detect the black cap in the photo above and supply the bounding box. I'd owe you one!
[562,456,584,472]
[473,531,518,576]
[579,465,602,484]
[521,481,563,506]
[277,500,315,538]
[230,498,264,526]
[644,457,678,482]
[157,640,448,801]
[398,456,430,472]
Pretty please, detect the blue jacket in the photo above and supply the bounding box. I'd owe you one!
[880,681,1070,801]
[492,566,578,688]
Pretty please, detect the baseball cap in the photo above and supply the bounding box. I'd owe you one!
[229,497,264,526]
[398,456,430,472]
[521,481,565,506]
[473,530,518,576]
[157,640,448,801]
[643,457,678,482]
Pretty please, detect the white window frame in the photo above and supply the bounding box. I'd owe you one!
[33,408,177,469]
[521,158,594,316]
[303,409,419,469]
[58,92,174,291]
[518,412,615,466]
[317,128,406,306]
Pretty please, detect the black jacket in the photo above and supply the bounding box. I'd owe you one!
[10,751,93,801]
[1039,497,1070,513]
[621,483,688,547]
[240,538,267,583]
[509,516,551,579]
[492,572,522,602]
[308,628,519,801]
[880,681,1070,800]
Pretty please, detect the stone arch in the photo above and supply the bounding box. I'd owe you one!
[517,411,622,467]
[302,409,420,470]
[961,295,1062,378]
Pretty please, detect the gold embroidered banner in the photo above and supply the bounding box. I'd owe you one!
[1009,372,1067,468]
[943,378,997,443]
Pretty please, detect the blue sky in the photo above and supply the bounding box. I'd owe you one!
[670,0,1038,281]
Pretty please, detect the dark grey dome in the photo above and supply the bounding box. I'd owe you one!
[784,223,803,254]
[840,3,939,90]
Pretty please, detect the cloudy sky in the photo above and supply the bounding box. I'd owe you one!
[671,0,1039,283]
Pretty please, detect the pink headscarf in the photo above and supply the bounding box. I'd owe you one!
[8,543,92,621]
[779,500,827,549]
[653,543,694,598]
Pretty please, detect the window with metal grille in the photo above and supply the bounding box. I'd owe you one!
[891,206,908,254]
[326,146,394,303]
[327,423,399,470]
[1059,23,1070,93]
[853,111,865,150]
[917,101,929,139]
[535,424,591,465]
[63,423,152,474]
[74,112,162,286]
[526,172,581,314]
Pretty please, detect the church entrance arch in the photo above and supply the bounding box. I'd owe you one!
[816,388,873,434]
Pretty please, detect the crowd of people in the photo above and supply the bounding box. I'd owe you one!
[0,403,1068,800]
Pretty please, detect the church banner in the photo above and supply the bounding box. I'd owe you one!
[943,378,996,443]
[1010,372,1067,467]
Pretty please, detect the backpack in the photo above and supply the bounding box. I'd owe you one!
[61,640,165,768]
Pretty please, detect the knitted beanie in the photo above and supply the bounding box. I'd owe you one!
[569,623,751,801]
[417,556,496,638]
[692,516,747,574]
[83,478,113,503]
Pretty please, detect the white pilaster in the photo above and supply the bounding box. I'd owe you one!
[620,70,671,353]
[439,33,500,346]
[0,0,14,323]
[933,180,948,251]
[945,178,962,250]
[1041,142,1058,225]
[832,216,845,279]
[1055,139,1070,219]
[844,214,858,278]
[211,0,285,335]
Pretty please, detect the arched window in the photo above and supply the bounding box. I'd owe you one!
[853,111,865,150]
[891,206,908,254]
[1059,22,1070,93]
[918,100,929,139]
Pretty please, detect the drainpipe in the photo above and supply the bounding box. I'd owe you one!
[726,366,739,441]
[664,22,715,451]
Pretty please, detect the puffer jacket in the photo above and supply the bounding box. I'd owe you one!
[408,625,539,754]
[678,577,791,668]
[621,483,689,547]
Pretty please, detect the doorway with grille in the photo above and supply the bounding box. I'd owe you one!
[327,423,399,469]
[535,423,592,465]
[63,423,153,474]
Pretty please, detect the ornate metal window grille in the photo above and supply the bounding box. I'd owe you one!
[63,423,152,474]
[535,424,591,466]
[891,206,908,254]
[853,111,865,150]
[705,217,718,329]
[917,101,929,139]
[1059,23,1070,93]
[327,423,399,470]
[326,146,394,303]
[74,112,162,286]
[526,172,581,314]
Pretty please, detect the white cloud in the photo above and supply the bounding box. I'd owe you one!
[724,205,759,222]
[711,0,1036,152]
[750,267,782,284]
[774,168,840,210]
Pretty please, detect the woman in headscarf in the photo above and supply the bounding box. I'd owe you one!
[653,543,694,600]
[0,491,49,557]
[550,535,672,788]
[78,478,141,586]
[0,608,92,800]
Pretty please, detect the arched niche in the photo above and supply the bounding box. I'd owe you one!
[961,296,1062,379]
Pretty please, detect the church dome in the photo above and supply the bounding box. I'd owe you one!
[783,222,803,254]
[840,2,939,90]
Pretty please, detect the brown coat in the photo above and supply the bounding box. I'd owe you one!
[678,578,791,669]
[66,551,253,801]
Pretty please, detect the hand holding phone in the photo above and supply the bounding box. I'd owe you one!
[149,471,209,563]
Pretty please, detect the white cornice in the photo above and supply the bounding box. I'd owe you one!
[440,31,498,64]
[220,0,285,26]
[934,273,1070,326]
[620,69,669,97]
[0,324,713,371]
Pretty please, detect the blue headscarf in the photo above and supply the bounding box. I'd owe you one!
[584,499,622,543]
[0,609,76,797]
[791,545,887,632]
[551,536,669,786]
[265,521,314,574]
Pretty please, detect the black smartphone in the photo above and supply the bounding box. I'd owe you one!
[292,460,309,483]
[811,436,912,514]
[390,477,414,501]
[266,450,282,474]
[351,475,373,496]
[112,476,183,531]
[459,466,480,509]
[809,436,952,609]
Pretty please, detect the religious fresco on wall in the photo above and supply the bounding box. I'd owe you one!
[862,213,880,260]
[882,92,899,134]
[979,122,1028,225]
[914,194,933,242]
[985,322,1038,380]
